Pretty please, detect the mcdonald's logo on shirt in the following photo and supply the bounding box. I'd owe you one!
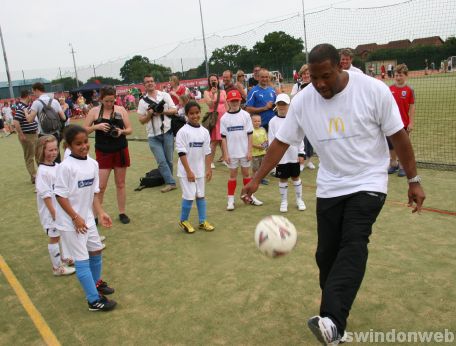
[328,117,345,134]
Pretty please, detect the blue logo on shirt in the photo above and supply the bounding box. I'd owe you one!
[227,126,244,132]
[189,142,203,148]
[78,178,94,188]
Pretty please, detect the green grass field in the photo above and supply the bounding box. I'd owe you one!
[1,87,455,345]
[386,73,456,168]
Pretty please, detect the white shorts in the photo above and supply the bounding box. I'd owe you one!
[44,228,61,238]
[227,157,251,169]
[179,177,205,200]
[60,224,103,261]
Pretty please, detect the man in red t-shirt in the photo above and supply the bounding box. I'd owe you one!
[388,64,415,177]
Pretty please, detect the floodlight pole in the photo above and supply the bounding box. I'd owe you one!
[198,0,210,77]
[0,24,14,98]
[69,43,80,87]
[301,0,309,62]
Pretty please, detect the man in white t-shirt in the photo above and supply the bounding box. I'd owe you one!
[340,48,363,74]
[137,74,178,193]
[25,82,66,162]
[242,43,425,345]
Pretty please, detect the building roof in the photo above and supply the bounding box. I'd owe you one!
[411,36,444,47]
[0,78,50,88]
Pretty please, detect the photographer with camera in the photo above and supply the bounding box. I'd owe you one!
[84,86,133,224]
[137,75,178,193]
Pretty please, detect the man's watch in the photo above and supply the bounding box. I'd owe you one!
[408,175,422,184]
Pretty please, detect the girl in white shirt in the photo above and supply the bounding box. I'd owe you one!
[55,125,116,312]
[35,135,75,276]
[175,101,214,233]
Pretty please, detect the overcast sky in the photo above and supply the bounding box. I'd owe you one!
[0,0,452,81]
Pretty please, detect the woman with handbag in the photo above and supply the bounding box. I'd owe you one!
[203,74,227,168]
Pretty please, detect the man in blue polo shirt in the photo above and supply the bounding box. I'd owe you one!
[245,68,277,131]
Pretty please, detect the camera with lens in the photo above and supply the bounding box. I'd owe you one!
[108,125,121,138]
[147,99,166,114]
[211,81,218,88]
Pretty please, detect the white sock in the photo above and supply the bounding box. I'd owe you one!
[48,243,62,269]
[293,179,302,200]
[227,195,234,204]
[279,182,288,202]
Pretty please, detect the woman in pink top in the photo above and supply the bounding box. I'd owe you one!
[204,74,227,168]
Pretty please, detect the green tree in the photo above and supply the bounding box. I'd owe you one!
[50,77,83,91]
[252,31,303,70]
[209,44,249,74]
[120,55,172,83]
[87,76,123,85]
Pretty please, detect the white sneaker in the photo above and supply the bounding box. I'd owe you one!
[306,162,316,170]
[250,195,263,206]
[227,200,235,211]
[61,257,74,267]
[53,265,76,276]
[307,316,341,345]
[211,163,215,169]
[297,199,307,211]
[300,164,305,172]
[280,201,288,213]
[100,235,106,242]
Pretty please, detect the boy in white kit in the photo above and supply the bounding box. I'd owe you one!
[176,101,215,233]
[268,94,306,212]
[221,89,263,210]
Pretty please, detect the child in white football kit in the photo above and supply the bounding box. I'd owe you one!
[176,101,215,233]
[221,89,263,210]
[268,94,306,212]
[35,135,75,276]
[54,125,116,311]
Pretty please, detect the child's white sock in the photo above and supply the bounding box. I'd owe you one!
[48,243,62,269]
[293,179,303,200]
[279,182,288,202]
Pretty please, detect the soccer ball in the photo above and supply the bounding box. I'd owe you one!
[254,215,298,258]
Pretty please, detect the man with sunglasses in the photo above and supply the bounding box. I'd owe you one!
[248,65,261,91]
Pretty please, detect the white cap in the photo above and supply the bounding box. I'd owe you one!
[275,93,290,104]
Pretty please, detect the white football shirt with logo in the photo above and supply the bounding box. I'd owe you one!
[220,109,253,159]
[268,115,304,164]
[36,163,59,230]
[276,71,404,198]
[175,123,211,178]
[54,155,100,230]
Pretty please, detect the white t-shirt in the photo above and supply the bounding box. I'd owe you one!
[137,91,176,138]
[54,155,100,231]
[268,115,304,164]
[175,124,211,178]
[276,71,404,198]
[220,109,253,159]
[36,163,59,230]
[63,148,71,160]
[348,65,363,74]
[1,106,12,120]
